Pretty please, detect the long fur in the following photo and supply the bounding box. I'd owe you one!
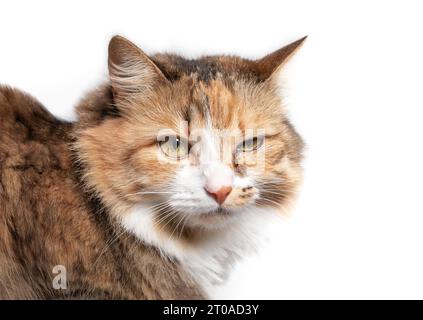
[0,35,305,299]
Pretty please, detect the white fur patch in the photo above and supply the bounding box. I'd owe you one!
[121,204,277,294]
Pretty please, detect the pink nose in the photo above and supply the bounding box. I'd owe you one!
[205,186,233,205]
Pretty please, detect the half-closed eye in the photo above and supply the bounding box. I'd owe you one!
[236,136,264,153]
[158,135,189,159]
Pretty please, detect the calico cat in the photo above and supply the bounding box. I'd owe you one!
[0,35,305,299]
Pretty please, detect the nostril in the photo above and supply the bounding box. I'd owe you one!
[204,186,233,205]
[205,188,217,201]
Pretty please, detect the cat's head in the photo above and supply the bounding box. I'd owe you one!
[76,36,305,232]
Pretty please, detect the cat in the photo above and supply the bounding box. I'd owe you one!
[0,35,305,299]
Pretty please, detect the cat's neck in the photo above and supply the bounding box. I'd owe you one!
[119,203,273,292]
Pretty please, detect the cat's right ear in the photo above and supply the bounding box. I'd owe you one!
[108,35,169,102]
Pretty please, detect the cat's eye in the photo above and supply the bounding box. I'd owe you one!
[158,135,189,159]
[237,136,264,153]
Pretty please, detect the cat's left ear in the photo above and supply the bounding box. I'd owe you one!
[108,35,169,102]
[255,36,307,81]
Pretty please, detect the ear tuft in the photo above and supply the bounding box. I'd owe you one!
[256,36,307,81]
[108,35,168,101]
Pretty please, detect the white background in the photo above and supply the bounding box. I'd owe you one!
[1,0,423,299]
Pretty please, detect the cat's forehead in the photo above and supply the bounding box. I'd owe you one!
[188,79,240,131]
[131,73,284,137]
[182,77,283,134]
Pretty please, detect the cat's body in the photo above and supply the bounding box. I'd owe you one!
[0,36,305,299]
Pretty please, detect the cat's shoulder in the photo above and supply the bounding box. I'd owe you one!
[0,85,55,122]
[0,85,72,171]
[0,85,70,140]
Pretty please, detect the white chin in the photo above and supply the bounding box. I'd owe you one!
[182,208,240,230]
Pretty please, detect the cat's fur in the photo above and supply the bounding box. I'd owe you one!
[0,36,305,299]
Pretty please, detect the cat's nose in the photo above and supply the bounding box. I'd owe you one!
[205,186,233,205]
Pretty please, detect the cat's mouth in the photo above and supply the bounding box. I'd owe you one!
[201,206,242,218]
[211,207,231,215]
[181,206,239,229]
